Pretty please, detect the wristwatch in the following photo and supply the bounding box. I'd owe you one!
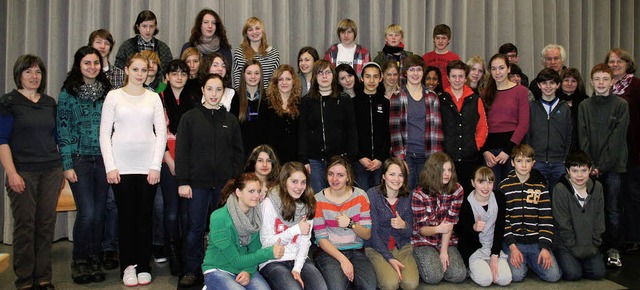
[347,218,356,229]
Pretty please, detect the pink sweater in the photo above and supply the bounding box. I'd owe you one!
[486,85,529,144]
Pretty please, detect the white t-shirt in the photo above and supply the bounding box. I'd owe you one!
[100,88,167,174]
[336,43,356,67]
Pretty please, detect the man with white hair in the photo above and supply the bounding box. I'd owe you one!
[529,44,567,99]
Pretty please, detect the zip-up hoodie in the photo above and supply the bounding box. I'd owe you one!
[298,92,357,164]
[526,98,573,163]
[175,104,244,188]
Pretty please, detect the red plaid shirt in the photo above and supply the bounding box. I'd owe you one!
[324,44,371,76]
[411,183,464,248]
[389,86,443,159]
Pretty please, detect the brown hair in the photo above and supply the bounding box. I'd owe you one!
[236,59,264,123]
[418,152,458,196]
[326,155,355,189]
[276,162,316,221]
[220,172,262,206]
[308,59,339,100]
[510,143,535,159]
[188,9,231,49]
[133,10,158,35]
[88,29,115,54]
[604,48,636,74]
[379,157,410,198]
[473,166,495,183]
[481,53,510,110]
[433,24,452,39]
[266,64,301,117]
[244,144,281,189]
[13,54,47,93]
[123,53,148,86]
[336,18,358,39]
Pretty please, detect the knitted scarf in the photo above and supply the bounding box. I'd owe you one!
[268,186,308,227]
[468,190,498,250]
[77,82,105,102]
[197,35,221,55]
[226,194,262,245]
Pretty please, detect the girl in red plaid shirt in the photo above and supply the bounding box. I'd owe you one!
[411,152,466,284]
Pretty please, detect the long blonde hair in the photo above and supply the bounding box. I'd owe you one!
[240,17,269,59]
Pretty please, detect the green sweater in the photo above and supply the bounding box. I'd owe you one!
[202,204,274,276]
[56,90,104,170]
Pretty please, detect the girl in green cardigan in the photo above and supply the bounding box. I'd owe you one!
[202,172,284,289]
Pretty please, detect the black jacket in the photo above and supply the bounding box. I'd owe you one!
[526,99,573,163]
[353,89,390,161]
[298,93,357,164]
[175,105,244,188]
[439,91,482,162]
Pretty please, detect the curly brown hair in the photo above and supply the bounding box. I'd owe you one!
[266,64,302,117]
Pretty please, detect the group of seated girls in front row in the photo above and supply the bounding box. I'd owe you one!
[201,144,605,290]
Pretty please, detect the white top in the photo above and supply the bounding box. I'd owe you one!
[259,197,313,272]
[336,43,356,67]
[100,88,167,174]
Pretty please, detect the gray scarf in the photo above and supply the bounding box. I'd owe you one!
[468,191,498,250]
[197,35,221,55]
[226,194,262,245]
[268,186,308,227]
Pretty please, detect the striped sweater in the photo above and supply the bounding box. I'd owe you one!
[232,46,281,90]
[500,169,554,250]
[313,187,372,250]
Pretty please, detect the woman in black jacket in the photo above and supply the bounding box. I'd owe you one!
[175,73,244,287]
[298,59,357,193]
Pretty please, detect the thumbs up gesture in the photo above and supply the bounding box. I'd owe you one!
[390,211,406,229]
[298,217,311,235]
[337,210,351,228]
[273,238,285,259]
[473,216,486,232]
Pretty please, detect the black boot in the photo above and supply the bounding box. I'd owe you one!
[168,240,182,276]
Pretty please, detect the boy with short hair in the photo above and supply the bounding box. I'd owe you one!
[373,24,413,87]
[578,63,629,267]
[499,43,529,86]
[353,62,390,190]
[527,68,573,191]
[324,18,371,76]
[552,150,606,280]
[422,24,460,89]
[500,144,561,282]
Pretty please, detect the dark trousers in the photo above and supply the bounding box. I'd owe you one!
[69,155,108,260]
[111,174,157,273]
[160,163,181,245]
[181,185,222,275]
[8,166,63,289]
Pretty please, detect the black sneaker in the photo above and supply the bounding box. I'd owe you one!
[88,257,106,282]
[101,251,119,270]
[71,259,91,284]
[36,283,55,290]
[153,245,167,263]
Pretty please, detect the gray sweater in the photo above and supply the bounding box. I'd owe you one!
[552,175,604,258]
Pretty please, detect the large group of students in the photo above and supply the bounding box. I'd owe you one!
[0,8,638,290]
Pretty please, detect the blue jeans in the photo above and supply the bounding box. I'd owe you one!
[160,163,181,245]
[406,152,427,191]
[181,185,222,275]
[533,161,565,192]
[353,161,381,191]
[309,159,329,193]
[503,243,561,282]
[314,249,377,290]
[598,172,624,250]
[204,270,270,290]
[625,164,640,242]
[69,155,109,260]
[260,259,327,290]
[487,149,512,190]
[152,185,164,246]
[554,247,605,281]
[101,187,118,252]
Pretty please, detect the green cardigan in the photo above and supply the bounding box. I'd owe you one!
[202,204,274,276]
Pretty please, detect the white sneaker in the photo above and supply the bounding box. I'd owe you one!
[122,265,138,287]
[138,272,152,285]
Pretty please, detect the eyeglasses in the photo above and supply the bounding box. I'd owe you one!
[608,60,626,65]
[318,70,333,77]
